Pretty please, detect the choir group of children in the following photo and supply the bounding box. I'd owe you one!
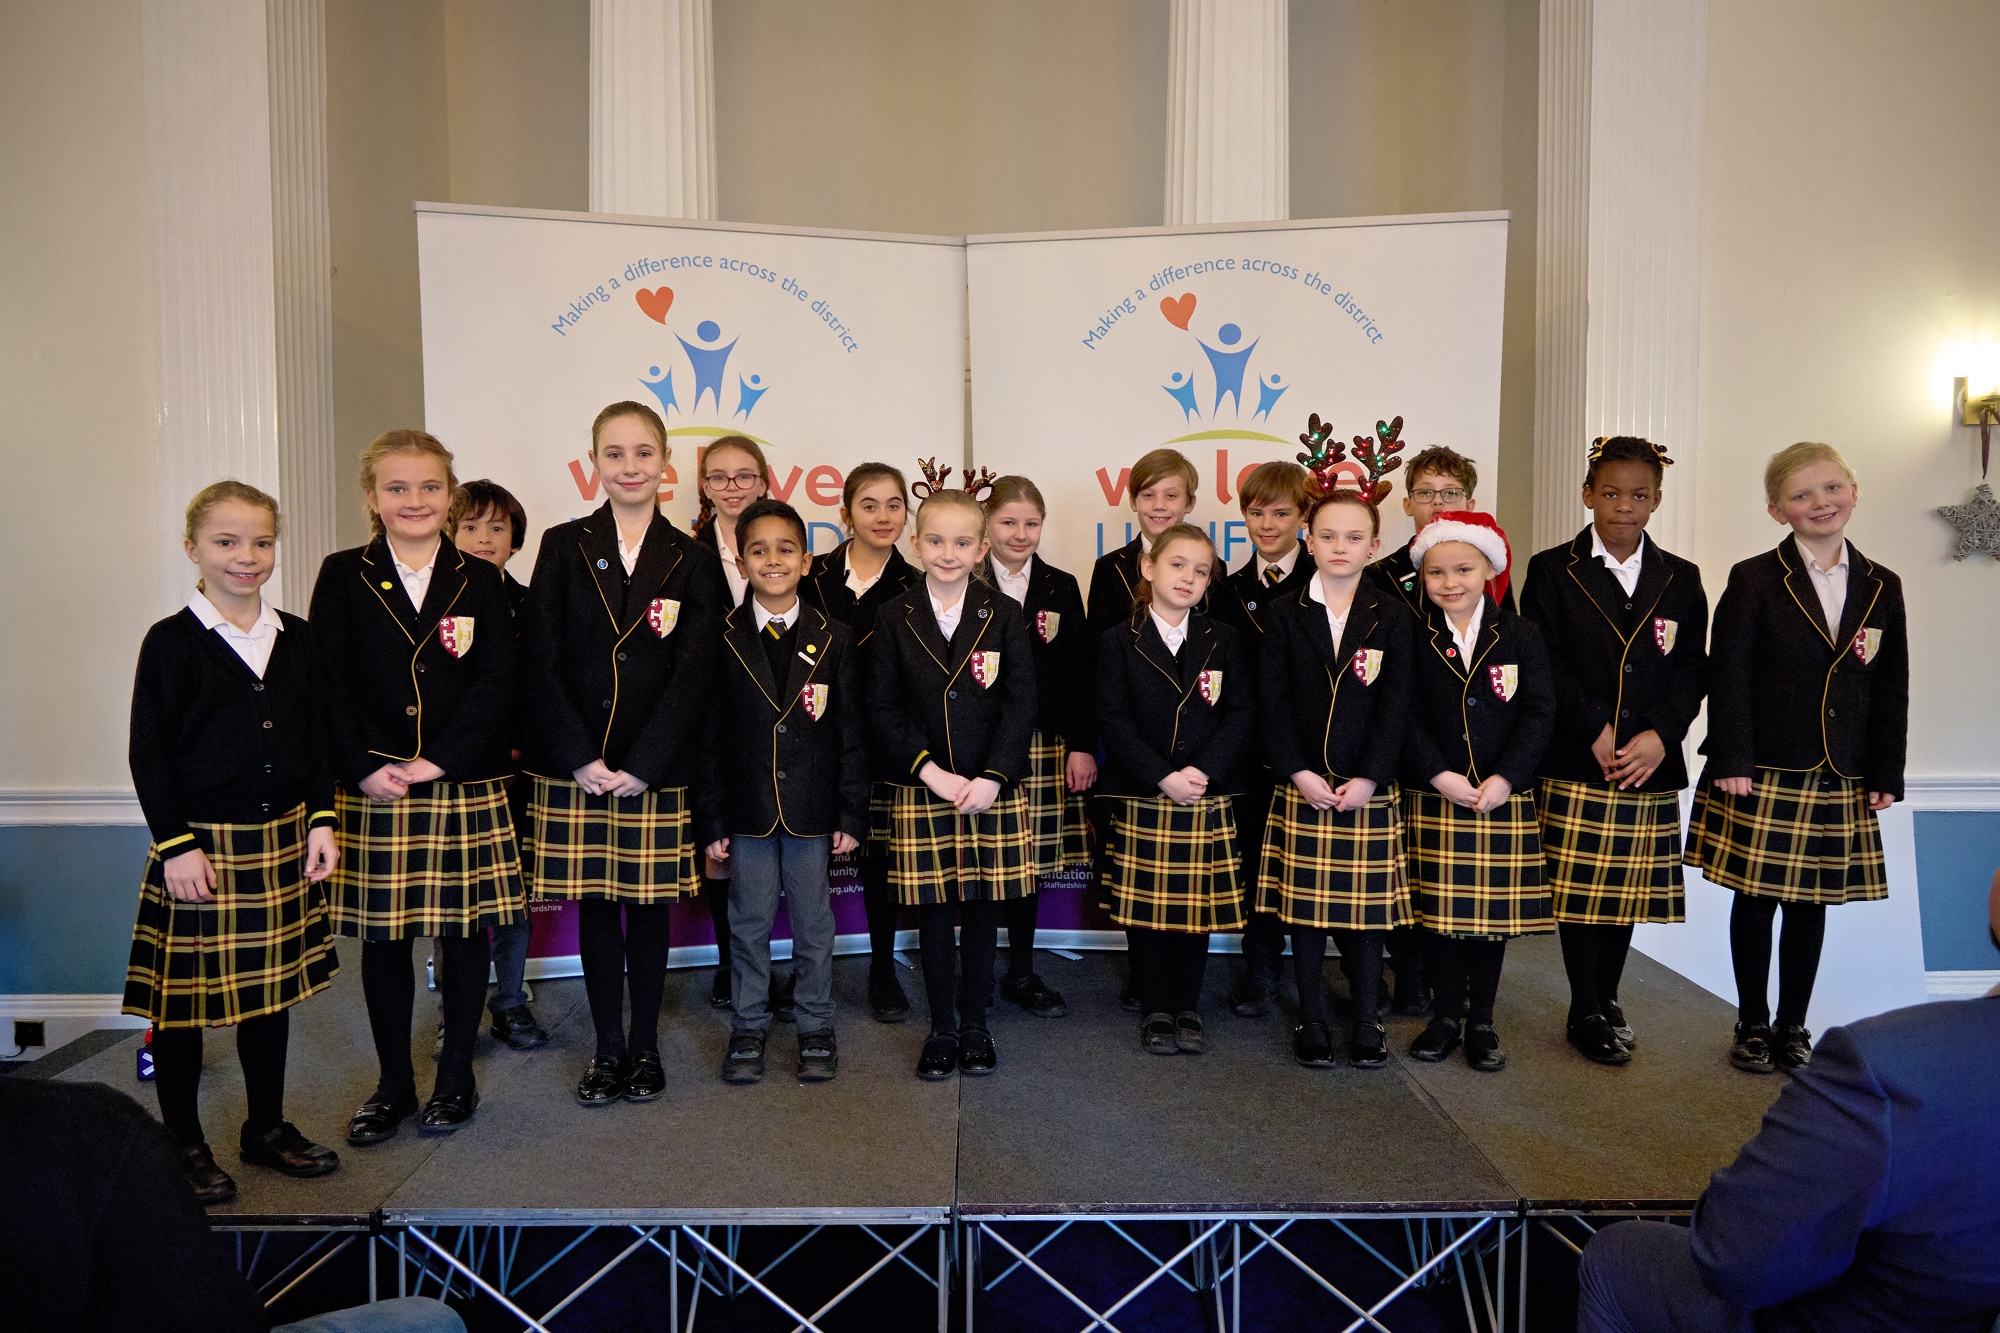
[120,402,1908,1206]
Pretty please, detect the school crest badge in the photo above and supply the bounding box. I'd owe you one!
[1654,618,1679,655]
[437,616,474,658]
[1351,649,1384,685]
[1198,669,1224,705]
[1488,664,1518,702]
[800,683,829,720]
[1853,627,1883,665]
[970,651,1001,688]
[1035,610,1060,643]
[647,598,680,638]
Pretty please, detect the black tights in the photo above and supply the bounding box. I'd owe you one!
[1729,893,1826,1029]
[861,852,900,969]
[1293,928,1385,1028]
[701,875,732,975]
[577,900,672,1058]
[362,934,489,1101]
[151,1010,290,1149]
[1426,933,1507,1028]
[1128,928,1211,1015]
[918,900,997,1034]
[1558,922,1636,1024]
[1003,893,1040,980]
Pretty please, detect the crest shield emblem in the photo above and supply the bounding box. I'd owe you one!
[647,598,680,638]
[970,651,1001,688]
[437,616,475,658]
[800,683,829,720]
[1035,610,1060,643]
[1853,627,1883,665]
[1198,669,1223,705]
[1488,664,1519,702]
[1654,618,1679,655]
[1351,649,1383,685]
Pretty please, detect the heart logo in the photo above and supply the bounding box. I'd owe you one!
[635,287,674,323]
[1160,293,1196,330]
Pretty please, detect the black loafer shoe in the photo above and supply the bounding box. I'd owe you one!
[1772,1024,1813,1072]
[1291,1021,1335,1068]
[709,966,733,1009]
[1173,1011,1208,1054]
[870,965,911,1023]
[418,1088,479,1135]
[1567,1013,1633,1066]
[722,1030,767,1084]
[623,1050,665,1101]
[240,1121,339,1178]
[796,1029,838,1082]
[1464,1024,1507,1073]
[1000,972,1069,1018]
[1409,1016,1462,1063]
[916,1032,959,1081]
[1730,1022,1775,1074]
[959,1026,998,1075]
[1601,1001,1636,1049]
[1142,1013,1179,1056]
[489,1006,549,1050]
[1120,976,1143,1012]
[179,1142,238,1205]
[346,1092,418,1146]
[1348,1022,1389,1069]
[576,1055,627,1105]
[1229,972,1273,1018]
[772,971,797,1024]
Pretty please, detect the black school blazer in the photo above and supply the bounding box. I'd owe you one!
[801,539,920,648]
[1005,556,1094,754]
[1084,536,1230,648]
[1095,606,1255,797]
[1699,539,1909,797]
[1214,543,1313,670]
[1257,580,1414,787]
[1402,597,1556,792]
[520,503,724,788]
[1368,541,1518,620]
[863,579,1037,786]
[1520,529,1710,792]
[310,537,519,788]
[707,601,869,844]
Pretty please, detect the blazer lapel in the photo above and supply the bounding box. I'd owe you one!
[1299,584,1341,666]
[780,607,832,712]
[1466,598,1503,674]
[357,534,421,643]
[413,541,469,636]
[722,607,778,706]
[1182,619,1217,691]
[1834,545,1882,653]
[1130,608,1184,690]
[944,583,998,678]
[1334,585,1381,666]
[621,514,686,630]
[576,504,627,631]
[1776,539,1837,649]
[903,593,953,672]
[1627,533,1674,628]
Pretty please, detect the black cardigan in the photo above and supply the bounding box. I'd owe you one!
[520,503,723,788]
[1402,597,1556,792]
[1368,540,1517,619]
[309,536,519,788]
[127,607,336,855]
[998,556,1094,754]
[801,539,920,649]
[862,579,1037,786]
[1699,539,1909,797]
[1519,529,1710,791]
[1095,606,1255,796]
[1256,579,1414,787]
[707,600,870,843]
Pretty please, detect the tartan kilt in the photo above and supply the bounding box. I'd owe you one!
[1539,780,1687,924]
[1685,767,1887,905]
[123,806,340,1028]
[1402,789,1553,939]
[1023,730,1091,878]
[887,784,1035,906]
[329,780,525,940]
[1107,796,1246,934]
[1257,780,1410,930]
[526,777,696,905]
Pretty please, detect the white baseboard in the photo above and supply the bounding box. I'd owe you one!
[0,994,148,1060]
[1925,970,2000,998]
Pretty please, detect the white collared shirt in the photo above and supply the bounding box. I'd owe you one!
[1305,573,1352,649]
[930,587,965,639]
[753,597,800,636]
[188,593,283,679]
[844,550,883,599]
[992,555,1033,607]
[616,525,646,575]
[717,529,749,607]
[1151,607,1189,655]
[1447,600,1485,664]
[1590,528,1645,597]
[1796,535,1850,638]
[392,541,440,613]
[1255,545,1300,587]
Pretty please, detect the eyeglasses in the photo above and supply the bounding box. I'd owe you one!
[1409,487,1467,504]
[703,471,763,491]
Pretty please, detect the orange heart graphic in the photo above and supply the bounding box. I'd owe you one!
[636,287,675,323]
[1160,292,1196,329]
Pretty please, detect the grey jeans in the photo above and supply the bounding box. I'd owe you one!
[729,832,836,1031]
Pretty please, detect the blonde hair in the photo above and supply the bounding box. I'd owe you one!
[1764,441,1856,505]
[359,430,457,535]
[590,400,667,453]
[1128,448,1198,505]
[185,480,280,544]
[913,488,987,536]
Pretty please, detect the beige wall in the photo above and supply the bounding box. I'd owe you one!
[443,0,589,211]
[0,0,160,789]
[1696,0,2000,775]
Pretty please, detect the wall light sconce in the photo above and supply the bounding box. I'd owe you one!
[1939,375,2000,559]
[1955,374,2000,476]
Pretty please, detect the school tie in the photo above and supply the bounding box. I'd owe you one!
[1264,566,1282,586]
[766,617,786,639]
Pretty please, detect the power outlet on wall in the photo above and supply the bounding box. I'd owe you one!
[13,1019,46,1050]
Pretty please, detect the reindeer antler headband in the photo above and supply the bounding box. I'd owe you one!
[912,457,997,504]
[1351,416,1407,505]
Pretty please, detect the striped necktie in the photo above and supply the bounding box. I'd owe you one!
[1264,565,1282,586]
[766,616,786,639]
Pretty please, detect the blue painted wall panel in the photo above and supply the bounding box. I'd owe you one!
[1912,811,2000,972]
[0,825,151,994]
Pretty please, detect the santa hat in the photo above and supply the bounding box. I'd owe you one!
[1409,510,1514,602]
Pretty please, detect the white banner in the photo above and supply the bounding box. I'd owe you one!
[967,214,1508,578]
[417,205,966,569]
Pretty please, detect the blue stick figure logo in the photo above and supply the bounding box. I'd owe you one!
[638,311,775,426]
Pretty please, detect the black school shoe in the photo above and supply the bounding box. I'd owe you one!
[1729,1022,1776,1075]
[418,1088,479,1135]
[959,1026,998,1075]
[1566,1013,1633,1067]
[1772,1024,1814,1072]
[623,1051,666,1102]
[1601,1001,1636,1050]
[1001,972,1068,1018]
[577,1055,627,1105]
[1142,1013,1179,1056]
[1348,1022,1389,1070]
[916,1032,959,1081]
[870,964,911,1023]
[1291,1021,1336,1068]
[179,1143,238,1205]
[1174,1012,1208,1054]
[796,1029,838,1082]
[346,1090,419,1146]
[1229,969,1274,1018]
[1464,1024,1507,1073]
[722,1031,767,1085]
[1408,1016,1462,1063]
[240,1122,339,1178]
[490,1006,549,1050]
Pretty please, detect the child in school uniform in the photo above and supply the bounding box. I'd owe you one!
[705,498,869,1084]
[1212,460,1315,1018]
[1400,512,1556,1073]
[312,431,526,1141]
[863,483,1037,1080]
[1097,524,1255,1055]
[126,481,342,1204]
[521,401,724,1107]
[803,463,923,1023]
[1257,490,1415,1069]
[983,474,1092,1019]
[1686,441,1907,1075]
[1521,438,1709,1066]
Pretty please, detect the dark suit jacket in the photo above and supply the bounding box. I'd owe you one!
[1084,536,1228,649]
[708,601,869,843]
[863,579,1037,786]
[1698,539,1909,797]
[1095,607,1254,796]
[1212,542,1313,676]
[801,539,920,648]
[1691,996,2000,1333]
[1003,556,1094,754]
[1402,597,1555,792]
[1519,529,1709,791]
[1368,540,1518,620]
[1256,579,1414,787]
[519,503,724,788]
[309,536,519,787]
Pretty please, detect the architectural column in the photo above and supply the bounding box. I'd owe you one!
[590,0,716,219]
[1165,0,1289,226]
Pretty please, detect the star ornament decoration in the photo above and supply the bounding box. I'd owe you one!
[1937,483,2000,560]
